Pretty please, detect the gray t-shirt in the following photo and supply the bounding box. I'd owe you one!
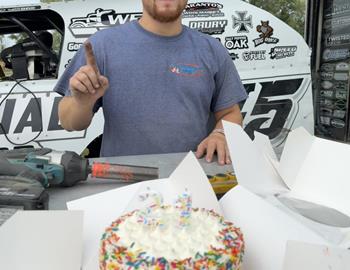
[55,21,247,157]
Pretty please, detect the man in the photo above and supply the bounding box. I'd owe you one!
[55,0,247,165]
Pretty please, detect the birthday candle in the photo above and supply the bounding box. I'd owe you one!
[137,187,163,227]
[175,189,192,228]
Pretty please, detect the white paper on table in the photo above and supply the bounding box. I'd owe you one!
[0,211,83,270]
[68,151,221,270]
[219,186,328,270]
[283,241,350,270]
[223,121,289,195]
[67,181,144,269]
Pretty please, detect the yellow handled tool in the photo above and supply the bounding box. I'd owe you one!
[208,172,237,195]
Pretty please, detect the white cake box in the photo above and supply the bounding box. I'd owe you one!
[0,210,84,270]
[222,121,350,270]
[1,125,350,270]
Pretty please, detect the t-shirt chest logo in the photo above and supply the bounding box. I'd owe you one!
[169,63,204,77]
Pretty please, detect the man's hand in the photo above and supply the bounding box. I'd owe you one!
[195,104,243,165]
[196,131,231,165]
[58,41,109,131]
[69,41,109,104]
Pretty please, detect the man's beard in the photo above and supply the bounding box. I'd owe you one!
[144,0,187,23]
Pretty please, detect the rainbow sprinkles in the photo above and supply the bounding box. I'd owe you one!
[99,191,244,270]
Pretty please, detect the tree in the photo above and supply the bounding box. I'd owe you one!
[245,0,306,36]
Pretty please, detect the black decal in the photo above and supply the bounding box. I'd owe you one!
[48,97,64,131]
[229,53,239,60]
[225,36,249,50]
[0,99,15,135]
[242,79,303,139]
[270,46,297,59]
[69,9,142,38]
[14,98,42,134]
[183,2,225,18]
[189,20,227,35]
[232,11,253,33]
[67,42,83,52]
[253,21,279,47]
[242,50,266,61]
[0,6,40,12]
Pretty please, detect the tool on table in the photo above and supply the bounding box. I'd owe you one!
[0,175,49,224]
[207,172,237,196]
[0,148,158,217]
[0,148,159,188]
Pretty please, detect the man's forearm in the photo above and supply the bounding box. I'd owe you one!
[58,96,95,131]
[214,104,243,130]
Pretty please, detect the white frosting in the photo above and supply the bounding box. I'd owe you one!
[116,207,225,260]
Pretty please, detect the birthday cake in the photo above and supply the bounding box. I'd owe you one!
[99,204,244,269]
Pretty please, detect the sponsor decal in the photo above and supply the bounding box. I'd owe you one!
[334,99,347,110]
[331,118,345,128]
[0,6,40,12]
[321,63,335,72]
[320,107,333,116]
[319,98,333,107]
[182,2,225,18]
[335,90,347,100]
[189,20,227,35]
[0,92,86,144]
[320,116,331,125]
[324,17,350,30]
[69,8,142,38]
[335,62,349,71]
[232,11,253,33]
[321,81,333,89]
[320,90,334,98]
[241,77,308,145]
[269,46,297,59]
[325,33,350,47]
[242,50,266,61]
[322,48,350,61]
[333,72,349,81]
[320,72,334,80]
[224,36,249,50]
[229,53,239,60]
[67,42,83,52]
[333,110,346,118]
[253,21,279,47]
[169,63,204,77]
[325,3,350,18]
[334,81,348,91]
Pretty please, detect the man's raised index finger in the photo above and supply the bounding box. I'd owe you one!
[84,41,99,73]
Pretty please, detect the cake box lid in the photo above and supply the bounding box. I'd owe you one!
[223,121,350,270]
